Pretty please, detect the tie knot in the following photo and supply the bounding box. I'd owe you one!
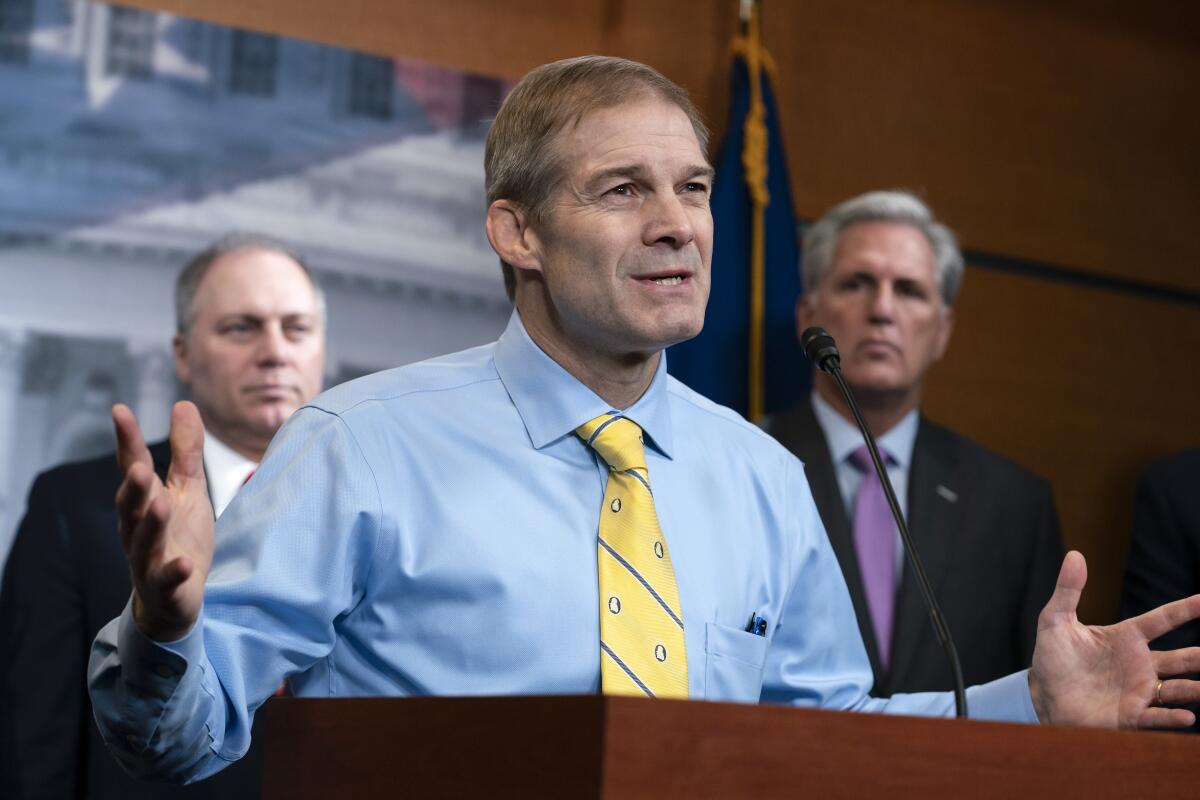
[849,444,891,473]
[576,414,646,473]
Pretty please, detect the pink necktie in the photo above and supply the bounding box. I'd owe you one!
[850,445,896,669]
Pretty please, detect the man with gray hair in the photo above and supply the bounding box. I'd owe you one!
[0,233,325,798]
[766,190,1063,696]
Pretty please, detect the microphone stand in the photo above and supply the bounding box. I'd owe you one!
[802,327,968,718]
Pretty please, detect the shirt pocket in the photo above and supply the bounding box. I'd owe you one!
[703,621,769,702]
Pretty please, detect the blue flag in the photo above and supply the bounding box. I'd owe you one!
[667,49,807,419]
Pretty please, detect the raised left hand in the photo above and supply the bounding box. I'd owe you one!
[1030,550,1200,729]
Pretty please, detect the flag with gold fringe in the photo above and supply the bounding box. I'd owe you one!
[667,1,806,420]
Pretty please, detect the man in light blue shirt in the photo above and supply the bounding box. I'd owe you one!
[90,56,1200,785]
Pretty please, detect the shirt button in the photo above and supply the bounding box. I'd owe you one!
[154,664,174,678]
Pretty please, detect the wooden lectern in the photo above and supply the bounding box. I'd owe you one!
[262,696,1199,798]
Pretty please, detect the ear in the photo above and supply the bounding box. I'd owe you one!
[172,333,191,385]
[486,200,544,275]
[932,305,955,361]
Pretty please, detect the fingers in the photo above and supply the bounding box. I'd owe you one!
[1038,550,1087,628]
[1137,706,1196,730]
[125,487,171,578]
[147,554,195,598]
[113,403,153,476]
[166,401,206,490]
[115,460,161,553]
[1156,677,1200,707]
[1152,646,1200,677]
[1133,594,1200,643]
[125,492,193,615]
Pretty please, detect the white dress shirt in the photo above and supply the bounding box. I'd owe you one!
[202,430,258,518]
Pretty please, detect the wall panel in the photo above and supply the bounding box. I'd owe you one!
[119,0,1200,290]
[924,266,1200,621]
[762,0,1200,292]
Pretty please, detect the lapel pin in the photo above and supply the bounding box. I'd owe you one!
[936,485,958,503]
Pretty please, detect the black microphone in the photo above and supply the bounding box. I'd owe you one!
[801,326,968,718]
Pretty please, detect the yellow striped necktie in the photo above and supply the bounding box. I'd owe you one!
[576,414,688,699]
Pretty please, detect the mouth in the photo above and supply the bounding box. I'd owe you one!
[857,339,901,357]
[244,384,295,400]
[633,270,693,288]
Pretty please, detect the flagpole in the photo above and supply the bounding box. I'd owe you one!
[739,0,770,420]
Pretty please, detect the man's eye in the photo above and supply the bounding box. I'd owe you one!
[222,323,252,334]
[607,183,636,197]
[681,182,709,194]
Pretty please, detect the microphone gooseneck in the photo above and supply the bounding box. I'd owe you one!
[800,326,968,718]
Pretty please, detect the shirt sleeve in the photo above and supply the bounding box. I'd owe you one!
[760,459,1039,723]
[87,406,384,783]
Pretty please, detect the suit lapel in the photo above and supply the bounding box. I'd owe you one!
[772,402,885,679]
[889,417,963,683]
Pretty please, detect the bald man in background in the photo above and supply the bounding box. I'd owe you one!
[0,234,326,799]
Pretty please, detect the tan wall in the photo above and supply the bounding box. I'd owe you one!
[120,0,1200,622]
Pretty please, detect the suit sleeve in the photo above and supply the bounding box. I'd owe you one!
[1016,479,1064,667]
[1119,466,1200,651]
[0,473,87,799]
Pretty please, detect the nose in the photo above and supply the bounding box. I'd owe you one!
[867,282,896,324]
[643,192,696,250]
[257,322,289,367]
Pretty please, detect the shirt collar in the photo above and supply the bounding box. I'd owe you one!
[810,390,919,469]
[492,311,674,458]
[202,427,258,517]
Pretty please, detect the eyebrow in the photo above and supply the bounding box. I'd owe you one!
[585,163,715,188]
[216,311,319,322]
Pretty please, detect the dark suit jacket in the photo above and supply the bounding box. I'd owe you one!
[1119,449,1200,729]
[0,443,266,799]
[768,401,1063,696]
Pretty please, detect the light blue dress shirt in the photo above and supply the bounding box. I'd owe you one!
[88,313,1036,783]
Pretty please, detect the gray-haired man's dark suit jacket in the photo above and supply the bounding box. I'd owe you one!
[768,401,1063,696]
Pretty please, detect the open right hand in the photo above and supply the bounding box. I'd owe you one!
[113,401,213,642]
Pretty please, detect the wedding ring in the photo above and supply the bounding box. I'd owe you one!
[1155,678,1165,706]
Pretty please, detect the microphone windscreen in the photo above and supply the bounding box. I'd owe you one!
[800,327,840,373]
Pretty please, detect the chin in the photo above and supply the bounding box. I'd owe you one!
[247,407,294,433]
[651,313,705,349]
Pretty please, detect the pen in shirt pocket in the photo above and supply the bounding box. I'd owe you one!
[745,612,768,637]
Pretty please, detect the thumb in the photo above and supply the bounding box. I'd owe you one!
[1040,550,1087,628]
[165,401,206,491]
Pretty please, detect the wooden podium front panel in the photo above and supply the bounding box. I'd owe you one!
[263,696,1200,798]
[262,695,606,798]
[603,698,1200,798]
